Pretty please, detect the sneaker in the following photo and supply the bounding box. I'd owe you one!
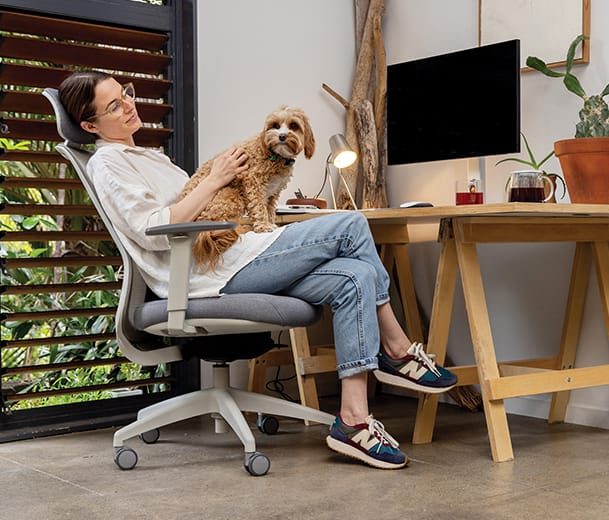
[326,414,409,469]
[374,342,457,393]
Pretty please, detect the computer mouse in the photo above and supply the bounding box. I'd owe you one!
[399,201,434,208]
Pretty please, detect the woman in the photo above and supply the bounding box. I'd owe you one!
[58,71,457,470]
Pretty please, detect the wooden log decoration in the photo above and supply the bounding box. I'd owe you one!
[354,0,369,58]
[372,10,388,206]
[322,0,386,209]
[354,99,387,208]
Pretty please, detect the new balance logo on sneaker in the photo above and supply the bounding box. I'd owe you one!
[396,359,436,381]
[374,342,457,393]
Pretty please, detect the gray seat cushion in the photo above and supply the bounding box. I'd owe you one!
[134,293,321,332]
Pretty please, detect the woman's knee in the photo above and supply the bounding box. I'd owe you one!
[333,210,368,230]
[327,261,378,306]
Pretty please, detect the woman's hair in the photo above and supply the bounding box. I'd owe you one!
[58,70,112,124]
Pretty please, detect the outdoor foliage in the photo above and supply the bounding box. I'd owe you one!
[1,9,171,411]
[1,138,165,410]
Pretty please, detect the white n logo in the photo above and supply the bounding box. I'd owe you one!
[398,360,428,380]
[350,430,379,451]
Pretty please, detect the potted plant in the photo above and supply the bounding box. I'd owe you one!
[526,34,609,203]
[495,132,566,202]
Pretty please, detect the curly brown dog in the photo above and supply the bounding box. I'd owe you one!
[178,105,315,271]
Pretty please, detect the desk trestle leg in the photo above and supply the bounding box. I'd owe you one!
[549,243,591,423]
[413,223,458,444]
[456,236,513,463]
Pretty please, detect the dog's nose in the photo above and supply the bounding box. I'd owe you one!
[279,134,287,142]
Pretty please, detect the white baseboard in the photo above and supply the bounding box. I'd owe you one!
[505,395,609,430]
[384,385,609,431]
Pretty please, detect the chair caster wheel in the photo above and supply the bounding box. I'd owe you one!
[257,414,279,435]
[244,451,270,476]
[114,447,138,470]
[139,428,160,444]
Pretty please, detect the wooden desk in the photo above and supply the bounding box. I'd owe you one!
[403,202,609,462]
[253,203,609,454]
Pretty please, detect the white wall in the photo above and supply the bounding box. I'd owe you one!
[197,1,609,427]
[197,0,356,205]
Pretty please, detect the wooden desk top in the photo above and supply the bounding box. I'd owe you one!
[275,203,609,225]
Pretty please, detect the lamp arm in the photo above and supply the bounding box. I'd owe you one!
[313,153,333,199]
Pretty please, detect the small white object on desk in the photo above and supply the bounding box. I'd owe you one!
[399,201,434,208]
[276,204,321,214]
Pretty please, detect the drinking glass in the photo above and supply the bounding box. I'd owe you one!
[456,179,483,205]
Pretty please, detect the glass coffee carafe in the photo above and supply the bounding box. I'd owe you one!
[506,170,554,203]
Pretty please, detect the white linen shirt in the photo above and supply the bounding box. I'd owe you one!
[87,140,284,298]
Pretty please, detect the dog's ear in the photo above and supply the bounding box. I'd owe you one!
[301,112,316,159]
[258,128,269,157]
[260,110,281,156]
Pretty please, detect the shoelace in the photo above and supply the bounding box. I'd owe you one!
[407,342,442,377]
[365,415,400,452]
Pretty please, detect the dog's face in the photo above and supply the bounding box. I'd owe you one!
[260,105,315,160]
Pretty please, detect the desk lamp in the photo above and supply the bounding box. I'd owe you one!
[327,133,357,209]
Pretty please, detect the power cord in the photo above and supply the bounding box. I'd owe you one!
[265,364,297,402]
[264,330,298,402]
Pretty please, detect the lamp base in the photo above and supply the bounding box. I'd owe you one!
[285,198,327,209]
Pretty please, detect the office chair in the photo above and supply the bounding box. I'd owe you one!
[42,88,334,476]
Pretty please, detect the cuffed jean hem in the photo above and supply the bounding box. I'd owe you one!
[337,357,379,379]
[376,295,390,306]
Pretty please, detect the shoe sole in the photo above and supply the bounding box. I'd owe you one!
[374,369,456,394]
[326,436,409,470]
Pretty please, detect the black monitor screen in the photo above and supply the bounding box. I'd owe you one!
[387,39,521,165]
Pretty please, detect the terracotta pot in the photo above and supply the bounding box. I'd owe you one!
[554,137,609,203]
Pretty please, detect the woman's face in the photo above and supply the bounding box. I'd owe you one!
[80,77,142,145]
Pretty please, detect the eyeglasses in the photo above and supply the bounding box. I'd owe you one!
[88,82,135,121]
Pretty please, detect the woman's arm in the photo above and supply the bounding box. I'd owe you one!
[169,146,248,223]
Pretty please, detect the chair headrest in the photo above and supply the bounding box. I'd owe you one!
[42,88,97,147]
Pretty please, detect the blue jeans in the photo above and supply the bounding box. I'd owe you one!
[221,212,390,379]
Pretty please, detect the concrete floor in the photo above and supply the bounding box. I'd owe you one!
[1,394,609,520]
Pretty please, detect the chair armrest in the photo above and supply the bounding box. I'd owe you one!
[146,221,236,236]
[144,220,237,334]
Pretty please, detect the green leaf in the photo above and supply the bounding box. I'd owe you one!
[526,56,564,77]
[566,34,588,73]
[38,218,58,231]
[495,157,536,167]
[0,138,31,151]
[21,216,40,230]
[563,73,586,98]
[521,132,537,165]
[30,247,50,258]
[536,150,556,168]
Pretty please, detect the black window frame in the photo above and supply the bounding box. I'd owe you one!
[0,0,199,439]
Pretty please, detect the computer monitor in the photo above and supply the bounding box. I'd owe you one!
[387,39,521,165]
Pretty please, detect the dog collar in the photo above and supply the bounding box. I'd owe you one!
[268,153,295,166]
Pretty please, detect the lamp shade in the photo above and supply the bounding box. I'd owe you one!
[329,133,357,168]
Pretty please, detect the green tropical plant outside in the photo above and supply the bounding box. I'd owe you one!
[1,12,170,411]
[526,34,609,138]
[1,137,165,410]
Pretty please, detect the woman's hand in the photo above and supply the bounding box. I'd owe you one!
[169,146,248,224]
[206,146,249,191]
